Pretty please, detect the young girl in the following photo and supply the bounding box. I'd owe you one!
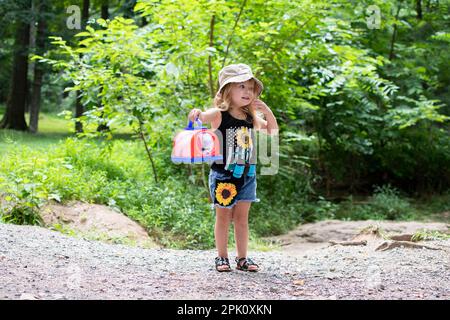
[188,63,278,272]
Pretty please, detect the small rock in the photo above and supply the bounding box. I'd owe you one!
[20,293,39,300]
[292,290,304,296]
[293,280,305,286]
[54,254,69,260]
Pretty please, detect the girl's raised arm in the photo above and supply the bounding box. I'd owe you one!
[188,108,220,124]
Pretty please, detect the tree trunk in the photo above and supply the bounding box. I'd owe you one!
[29,0,47,134]
[75,96,84,132]
[26,0,36,115]
[0,0,32,131]
[75,0,90,133]
[123,0,136,19]
[388,4,402,61]
[97,1,110,133]
[101,2,109,19]
[221,0,247,69]
[82,0,90,25]
[138,120,158,183]
[416,0,423,19]
[208,15,215,98]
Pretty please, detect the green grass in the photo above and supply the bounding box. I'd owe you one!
[0,112,135,156]
[317,187,450,223]
[409,193,450,222]
[0,113,72,155]
[411,229,450,241]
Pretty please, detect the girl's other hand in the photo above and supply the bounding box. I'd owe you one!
[188,108,202,122]
[251,99,270,115]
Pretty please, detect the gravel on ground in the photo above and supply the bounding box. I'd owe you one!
[0,222,449,300]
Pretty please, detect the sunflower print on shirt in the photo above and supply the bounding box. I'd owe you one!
[236,127,252,149]
[224,126,255,171]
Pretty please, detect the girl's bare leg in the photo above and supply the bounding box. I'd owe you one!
[232,201,257,271]
[215,207,233,271]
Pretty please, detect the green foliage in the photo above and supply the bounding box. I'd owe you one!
[0,134,318,248]
[411,229,450,241]
[33,0,450,194]
[123,177,216,249]
[369,184,413,220]
[0,138,212,247]
[2,0,450,247]
[414,192,450,216]
[50,223,77,237]
[335,184,413,220]
[303,197,340,222]
[1,126,448,247]
[0,173,44,226]
[36,17,165,128]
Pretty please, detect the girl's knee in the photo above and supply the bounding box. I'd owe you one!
[233,216,249,228]
[216,209,233,222]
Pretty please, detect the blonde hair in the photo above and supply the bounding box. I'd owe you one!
[213,79,259,125]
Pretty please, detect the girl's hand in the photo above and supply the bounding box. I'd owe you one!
[188,108,202,122]
[251,99,271,115]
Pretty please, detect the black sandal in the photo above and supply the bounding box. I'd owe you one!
[215,257,231,272]
[235,257,259,272]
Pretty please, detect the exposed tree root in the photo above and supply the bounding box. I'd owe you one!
[375,241,442,251]
[329,240,367,246]
[389,234,414,241]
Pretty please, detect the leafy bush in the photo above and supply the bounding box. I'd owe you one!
[370,185,413,220]
[0,133,321,248]
[0,174,44,226]
[335,184,413,220]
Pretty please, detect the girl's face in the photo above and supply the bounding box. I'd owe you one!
[230,80,255,108]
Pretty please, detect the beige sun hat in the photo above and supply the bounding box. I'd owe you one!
[216,63,264,97]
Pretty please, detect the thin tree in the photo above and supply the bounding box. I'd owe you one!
[0,0,32,131]
[75,0,90,133]
[97,0,110,132]
[416,0,423,19]
[389,2,403,61]
[101,0,109,20]
[29,0,47,133]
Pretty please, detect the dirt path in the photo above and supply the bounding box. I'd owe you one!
[0,220,449,300]
[266,219,450,255]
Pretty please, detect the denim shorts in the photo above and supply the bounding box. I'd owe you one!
[209,169,260,210]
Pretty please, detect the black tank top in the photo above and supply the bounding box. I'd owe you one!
[210,110,256,173]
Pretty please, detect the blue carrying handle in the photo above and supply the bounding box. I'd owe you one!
[186,117,205,130]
